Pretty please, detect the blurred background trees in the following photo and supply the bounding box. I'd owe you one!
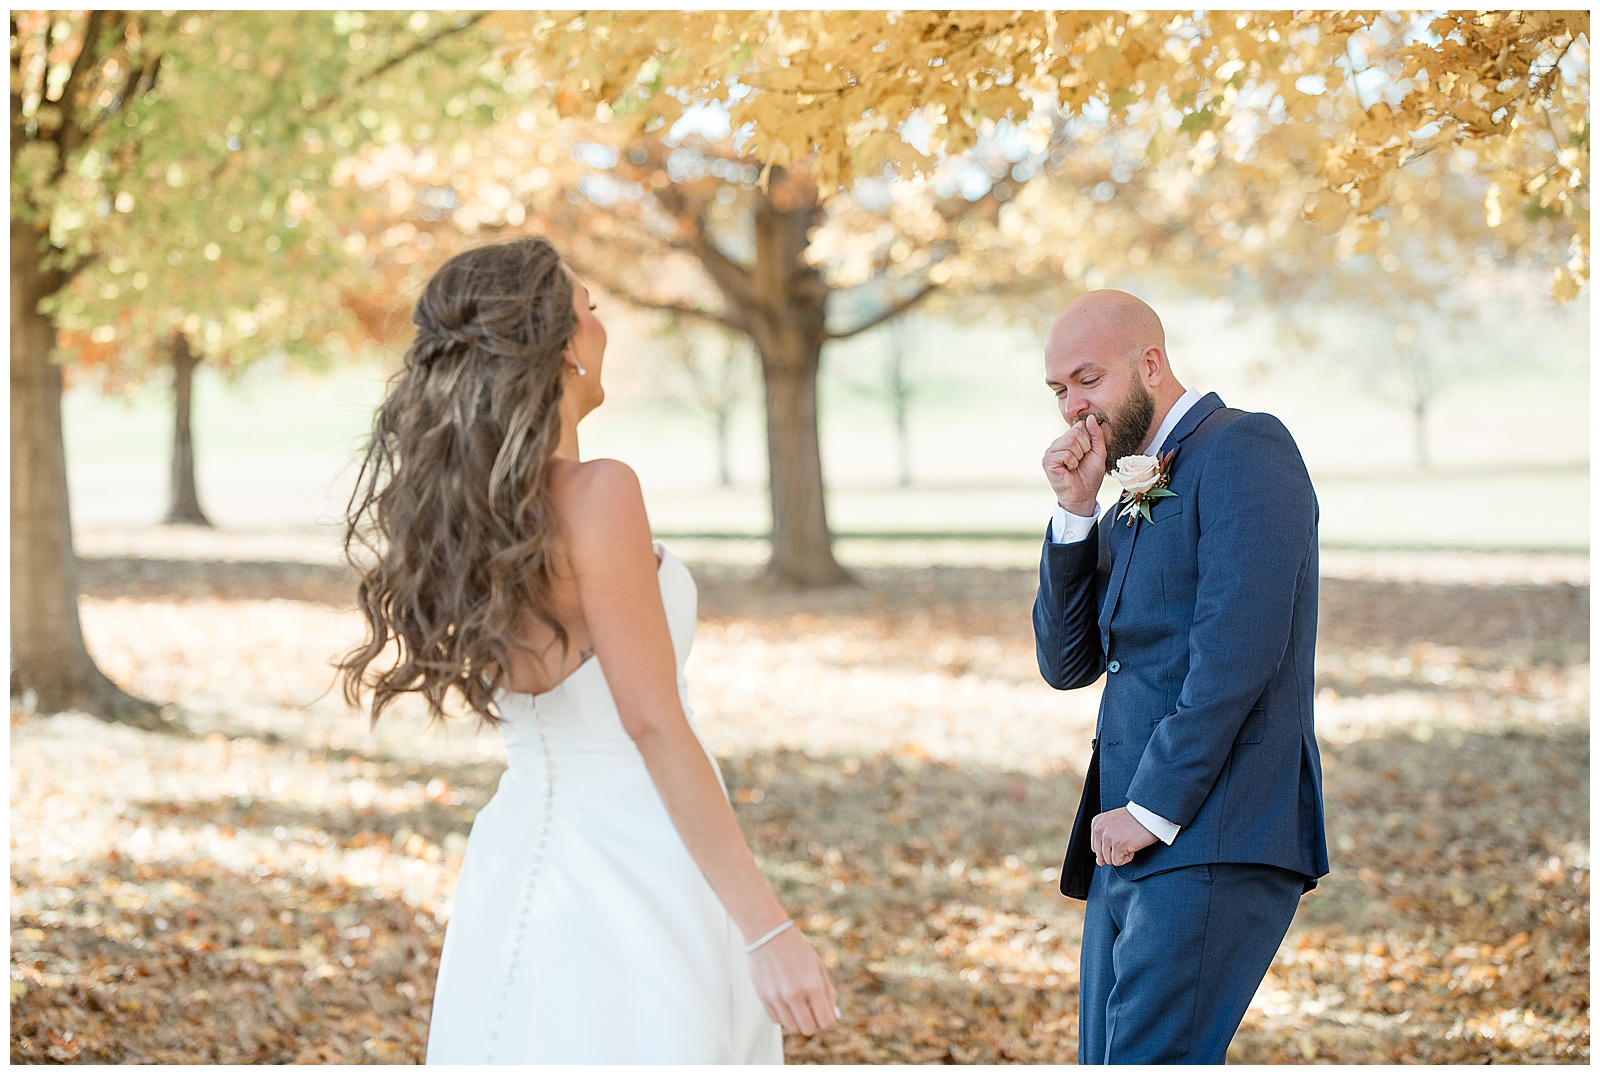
[12,10,1589,717]
[654,315,757,491]
[380,104,1264,580]
[10,10,490,722]
[880,314,922,490]
[491,8,1586,578]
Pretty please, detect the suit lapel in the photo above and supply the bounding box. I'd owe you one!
[1164,392,1224,450]
[1097,393,1225,632]
[1099,503,1141,630]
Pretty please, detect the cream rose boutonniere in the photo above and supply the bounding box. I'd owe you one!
[1114,449,1177,526]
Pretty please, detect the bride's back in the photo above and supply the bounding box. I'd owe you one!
[500,458,598,696]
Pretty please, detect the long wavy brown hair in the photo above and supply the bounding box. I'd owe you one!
[338,236,578,726]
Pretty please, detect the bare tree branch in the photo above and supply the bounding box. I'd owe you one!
[1529,33,1576,97]
[303,13,490,119]
[52,10,118,178]
[563,252,744,331]
[686,228,759,309]
[615,292,745,332]
[826,281,939,340]
[79,14,164,154]
[193,13,490,191]
[1539,102,1567,160]
[55,10,109,115]
[649,176,759,309]
[10,14,31,162]
[568,198,689,257]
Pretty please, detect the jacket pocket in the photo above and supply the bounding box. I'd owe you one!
[1115,858,1214,884]
[1146,493,1185,525]
[1235,706,1267,745]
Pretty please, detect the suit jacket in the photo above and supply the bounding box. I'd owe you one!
[1034,393,1329,899]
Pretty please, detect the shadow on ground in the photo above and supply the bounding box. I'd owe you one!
[80,554,1590,660]
[13,721,1588,1063]
[17,553,1589,1062]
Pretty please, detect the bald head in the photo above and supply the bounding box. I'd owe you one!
[1047,290,1167,372]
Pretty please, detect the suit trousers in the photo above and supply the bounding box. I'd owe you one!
[1078,861,1305,1064]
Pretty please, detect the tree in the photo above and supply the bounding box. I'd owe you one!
[12,10,174,726]
[10,11,493,722]
[365,106,1201,585]
[469,11,1585,584]
[1300,306,1473,471]
[883,315,918,489]
[1388,323,1447,472]
[1228,133,1563,470]
[830,288,926,488]
[1290,267,1553,472]
[505,10,1588,298]
[538,138,949,586]
[317,11,1586,586]
[54,324,222,527]
[162,331,211,526]
[654,314,756,489]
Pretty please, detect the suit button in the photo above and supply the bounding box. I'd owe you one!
[1108,660,1121,673]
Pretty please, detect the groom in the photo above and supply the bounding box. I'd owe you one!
[1032,290,1328,1064]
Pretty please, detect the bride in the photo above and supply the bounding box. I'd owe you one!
[338,236,837,1063]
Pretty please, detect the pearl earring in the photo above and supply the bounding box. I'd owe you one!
[573,360,587,377]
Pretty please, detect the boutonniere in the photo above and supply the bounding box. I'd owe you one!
[1113,449,1177,526]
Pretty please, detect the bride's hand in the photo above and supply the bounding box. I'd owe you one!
[746,926,839,1035]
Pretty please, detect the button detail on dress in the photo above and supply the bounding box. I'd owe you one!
[1108,660,1121,673]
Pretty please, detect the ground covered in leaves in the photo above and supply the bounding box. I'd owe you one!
[11,534,1590,1063]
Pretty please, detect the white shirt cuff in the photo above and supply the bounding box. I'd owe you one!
[1050,503,1098,544]
[1127,801,1180,845]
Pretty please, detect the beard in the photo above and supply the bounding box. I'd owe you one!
[1089,380,1157,473]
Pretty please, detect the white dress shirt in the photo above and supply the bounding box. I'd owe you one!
[1047,388,1204,846]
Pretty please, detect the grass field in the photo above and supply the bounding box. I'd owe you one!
[61,293,1587,554]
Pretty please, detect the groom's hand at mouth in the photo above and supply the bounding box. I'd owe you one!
[1090,807,1158,867]
[1043,413,1107,517]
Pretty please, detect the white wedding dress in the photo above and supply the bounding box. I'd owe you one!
[425,543,783,1064]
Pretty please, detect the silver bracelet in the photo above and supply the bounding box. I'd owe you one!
[744,919,795,954]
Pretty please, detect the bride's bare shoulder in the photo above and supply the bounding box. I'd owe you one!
[548,458,647,533]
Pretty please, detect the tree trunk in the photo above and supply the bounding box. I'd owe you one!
[714,406,733,488]
[759,353,849,585]
[163,331,213,526]
[1413,399,1430,471]
[887,319,913,488]
[9,220,166,727]
[753,198,849,587]
[701,177,851,587]
[894,395,912,488]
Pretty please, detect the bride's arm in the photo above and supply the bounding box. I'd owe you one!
[556,458,838,1036]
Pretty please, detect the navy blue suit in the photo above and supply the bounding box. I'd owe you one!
[1033,393,1329,1063]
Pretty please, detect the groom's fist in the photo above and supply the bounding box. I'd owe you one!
[1090,807,1157,868]
[1043,414,1106,517]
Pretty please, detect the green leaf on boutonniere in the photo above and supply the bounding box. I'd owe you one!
[1133,486,1178,525]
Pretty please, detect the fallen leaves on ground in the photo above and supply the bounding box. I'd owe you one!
[11,542,1590,1063]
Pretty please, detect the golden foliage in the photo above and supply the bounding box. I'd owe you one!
[11,11,493,373]
[500,11,1589,299]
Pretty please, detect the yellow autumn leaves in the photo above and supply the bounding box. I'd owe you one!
[501,10,1588,301]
